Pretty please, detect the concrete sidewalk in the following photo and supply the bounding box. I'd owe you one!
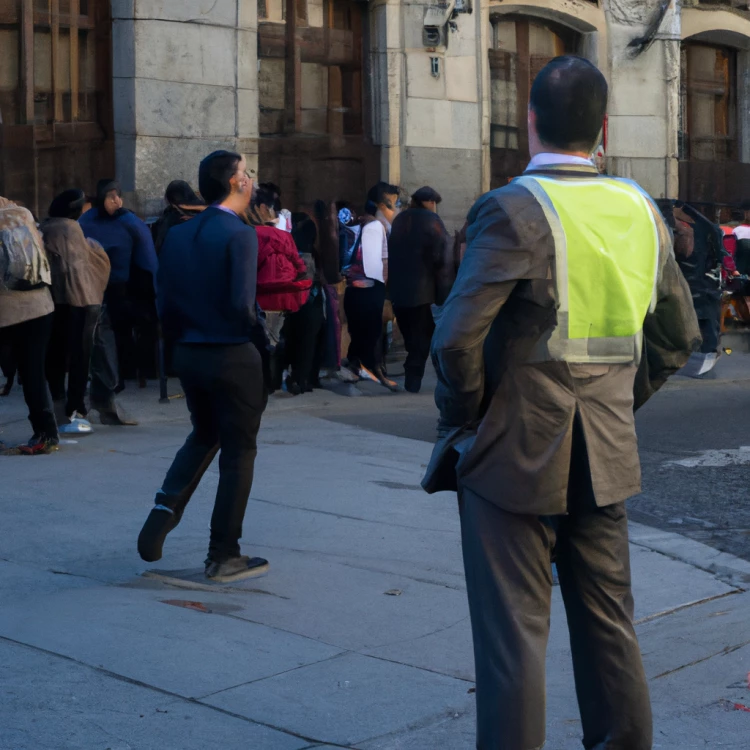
[1,384,749,749]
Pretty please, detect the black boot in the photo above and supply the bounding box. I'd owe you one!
[404,373,422,393]
[138,494,182,562]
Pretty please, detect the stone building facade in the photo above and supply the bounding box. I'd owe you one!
[0,0,748,227]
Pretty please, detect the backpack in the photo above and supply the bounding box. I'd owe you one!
[0,203,51,291]
[339,223,359,270]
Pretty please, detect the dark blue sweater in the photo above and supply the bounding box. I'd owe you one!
[79,208,158,286]
[157,207,259,344]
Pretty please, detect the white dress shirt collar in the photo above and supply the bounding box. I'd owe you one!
[526,153,594,171]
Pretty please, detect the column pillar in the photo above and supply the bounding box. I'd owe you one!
[111,0,259,215]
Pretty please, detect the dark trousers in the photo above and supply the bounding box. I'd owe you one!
[394,304,435,387]
[90,304,120,409]
[321,285,341,370]
[460,445,652,749]
[284,291,325,391]
[46,304,100,417]
[4,313,57,438]
[159,342,267,562]
[344,282,385,372]
[0,338,16,392]
[115,319,158,382]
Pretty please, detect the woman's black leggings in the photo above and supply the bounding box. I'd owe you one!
[344,282,385,372]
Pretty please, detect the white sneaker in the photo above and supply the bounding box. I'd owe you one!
[59,412,93,435]
[358,366,379,383]
[335,368,359,383]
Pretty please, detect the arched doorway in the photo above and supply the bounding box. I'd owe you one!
[256,0,379,210]
[489,14,581,188]
[0,0,114,217]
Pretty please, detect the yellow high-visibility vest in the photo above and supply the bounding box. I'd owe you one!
[515,175,660,364]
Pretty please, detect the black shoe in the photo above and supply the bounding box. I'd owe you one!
[19,433,60,455]
[404,374,422,394]
[285,379,302,396]
[205,556,269,583]
[138,501,181,562]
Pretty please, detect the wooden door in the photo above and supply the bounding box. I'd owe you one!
[256,0,378,210]
[0,0,114,218]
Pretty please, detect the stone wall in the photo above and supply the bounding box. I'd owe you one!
[603,0,680,199]
[109,0,750,217]
[111,0,258,216]
[369,0,484,230]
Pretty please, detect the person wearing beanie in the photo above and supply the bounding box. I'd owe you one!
[387,186,453,393]
[42,189,111,433]
[79,179,158,424]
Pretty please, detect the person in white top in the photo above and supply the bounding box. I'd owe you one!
[735,200,750,242]
[367,181,400,237]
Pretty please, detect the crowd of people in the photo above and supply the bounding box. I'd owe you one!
[0,160,455,455]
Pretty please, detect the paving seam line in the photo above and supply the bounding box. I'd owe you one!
[0,633,352,749]
[633,590,741,625]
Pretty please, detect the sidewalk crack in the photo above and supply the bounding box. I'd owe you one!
[653,639,750,679]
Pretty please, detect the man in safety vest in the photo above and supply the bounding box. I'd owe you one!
[423,56,700,750]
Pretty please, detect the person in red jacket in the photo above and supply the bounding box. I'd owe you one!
[249,187,311,313]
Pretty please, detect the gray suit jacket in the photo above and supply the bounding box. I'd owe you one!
[423,165,700,515]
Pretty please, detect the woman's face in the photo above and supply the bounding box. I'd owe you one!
[103,190,123,216]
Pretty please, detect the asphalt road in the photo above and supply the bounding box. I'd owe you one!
[306,356,750,563]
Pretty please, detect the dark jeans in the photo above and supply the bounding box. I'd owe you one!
[4,313,57,438]
[284,291,325,391]
[394,304,435,387]
[460,436,652,750]
[159,342,267,562]
[344,282,386,372]
[90,304,120,409]
[115,319,158,382]
[46,304,100,417]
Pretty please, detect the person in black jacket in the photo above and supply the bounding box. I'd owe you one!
[388,186,454,392]
[137,150,269,584]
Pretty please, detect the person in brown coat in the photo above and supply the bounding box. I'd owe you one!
[42,189,111,433]
[424,57,700,750]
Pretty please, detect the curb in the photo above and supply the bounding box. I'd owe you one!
[629,521,750,590]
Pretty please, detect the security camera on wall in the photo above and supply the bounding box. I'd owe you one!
[423,1,455,50]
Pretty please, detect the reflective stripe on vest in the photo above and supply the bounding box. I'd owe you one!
[515,175,659,364]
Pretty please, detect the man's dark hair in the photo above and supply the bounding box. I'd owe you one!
[165,180,203,208]
[367,181,399,207]
[412,186,442,206]
[253,185,278,211]
[530,56,608,153]
[49,188,86,220]
[259,182,282,213]
[198,150,242,205]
